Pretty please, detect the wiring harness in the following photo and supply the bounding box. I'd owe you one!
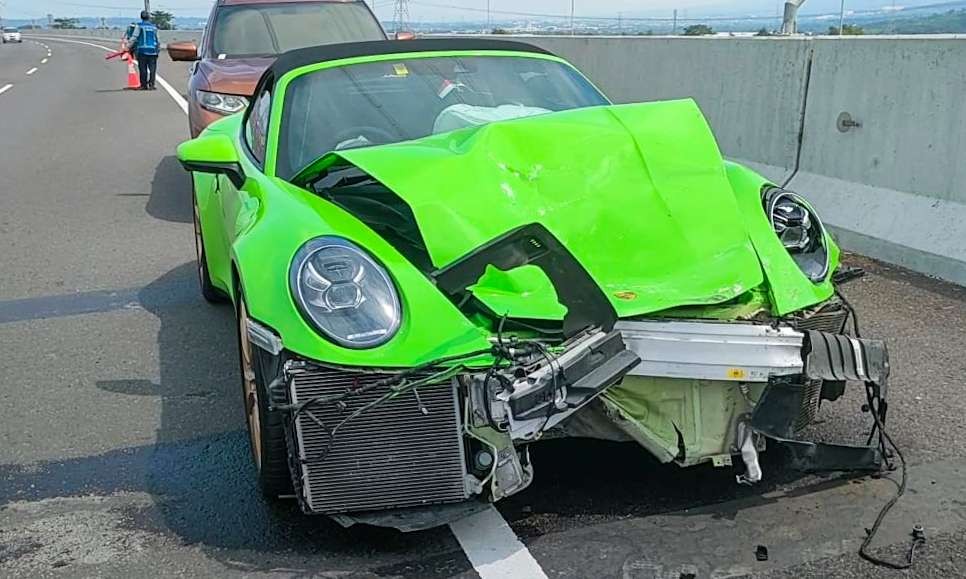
[837,289,925,569]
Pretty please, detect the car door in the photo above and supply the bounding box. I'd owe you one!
[218,83,272,249]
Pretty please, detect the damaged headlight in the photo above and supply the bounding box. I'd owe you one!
[764,187,830,282]
[290,237,402,348]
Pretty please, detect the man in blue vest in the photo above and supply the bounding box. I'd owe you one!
[127,11,160,91]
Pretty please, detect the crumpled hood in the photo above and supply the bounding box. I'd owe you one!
[332,100,767,319]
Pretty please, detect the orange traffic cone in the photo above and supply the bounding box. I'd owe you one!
[124,53,140,90]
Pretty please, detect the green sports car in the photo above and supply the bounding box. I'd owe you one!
[177,39,891,529]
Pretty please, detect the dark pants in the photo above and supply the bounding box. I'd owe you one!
[138,53,158,88]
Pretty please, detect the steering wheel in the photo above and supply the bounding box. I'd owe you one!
[330,126,400,151]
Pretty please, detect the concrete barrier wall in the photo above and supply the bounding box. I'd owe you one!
[24,29,203,45]
[462,35,966,284]
[495,35,966,284]
[522,36,811,184]
[788,38,966,283]
[26,31,966,283]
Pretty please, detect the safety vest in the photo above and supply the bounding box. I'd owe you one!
[136,21,159,55]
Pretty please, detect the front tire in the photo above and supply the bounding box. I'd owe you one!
[193,195,227,303]
[237,296,293,498]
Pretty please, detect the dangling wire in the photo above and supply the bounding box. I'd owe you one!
[858,380,924,569]
[838,288,924,569]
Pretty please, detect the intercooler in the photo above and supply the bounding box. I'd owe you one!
[286,365,469,514]
[794,379,824,431]
[792,302,849,334]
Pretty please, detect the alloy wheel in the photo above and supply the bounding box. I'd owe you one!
[238,300,263,469]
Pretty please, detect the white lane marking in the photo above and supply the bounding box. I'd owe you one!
[0,84,13,95]
[27,36,186,115]
[29,31,546,579]
[449,506,549,579]
[155,75,189,115]
[41,58,49,64]
[26,67,38,75]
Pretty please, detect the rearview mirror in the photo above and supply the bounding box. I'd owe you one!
[394,31,416,41]
[177,134,246,188]
[168,41,199,61]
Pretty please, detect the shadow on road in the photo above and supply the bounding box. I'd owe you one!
[0,262,463,576]
[0,262,858,576]
[146,155,192,223]
[499,439,854,539]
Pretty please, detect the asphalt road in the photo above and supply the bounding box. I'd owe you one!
[1,36,965,578]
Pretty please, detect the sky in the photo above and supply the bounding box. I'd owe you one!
[1,0,947,21]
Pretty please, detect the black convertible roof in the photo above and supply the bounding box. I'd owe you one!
[266,38,555,80]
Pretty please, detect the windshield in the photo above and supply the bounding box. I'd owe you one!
[3,28,17,33]
[279,55,609,179]
[210,2,385,58]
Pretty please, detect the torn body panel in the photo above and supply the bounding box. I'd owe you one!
[302,101,777,321]
[269,165,881,524]
[266,317,888,527]
[583,323,890,475]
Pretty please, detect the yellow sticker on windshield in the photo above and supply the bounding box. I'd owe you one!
[392,63,409,77]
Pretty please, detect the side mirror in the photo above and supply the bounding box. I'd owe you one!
[177,134,246,188]
[168,41,199,61]
[394,31,416,41]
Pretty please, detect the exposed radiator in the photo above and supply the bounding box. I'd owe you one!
[287,365,468,514]
[793,303,849,334]
[795,379,824,432]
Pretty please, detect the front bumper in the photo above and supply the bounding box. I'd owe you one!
[586,321,889,475]
[253,317,889,526]
[616,320,808,382]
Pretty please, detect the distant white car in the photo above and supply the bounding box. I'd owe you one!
[2,28,23,43]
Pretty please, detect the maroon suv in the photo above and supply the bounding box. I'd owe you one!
[169,0,387,137]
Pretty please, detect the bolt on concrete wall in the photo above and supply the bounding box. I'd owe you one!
[801,37,966,202]
[494,35,966,284]
[791,37,966,284]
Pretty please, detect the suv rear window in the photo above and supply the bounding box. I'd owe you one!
[210,2,385,58]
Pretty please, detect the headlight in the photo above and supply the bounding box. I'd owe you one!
[290,237,402,348]
[763,187,830,282]
[197,90,248,115]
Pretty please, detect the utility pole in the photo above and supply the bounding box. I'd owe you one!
[570,0,575,36]
[486,0,490,33]
[144,0,150,14]
[838,0,845,34]
[781,0,806,34]
[672,9,677,34]
[392,0,409,33]
[618,12,623,35]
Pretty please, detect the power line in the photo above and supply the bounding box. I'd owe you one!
[392,0,410,32]
[408,0,966,24]
[409,1,773,23]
